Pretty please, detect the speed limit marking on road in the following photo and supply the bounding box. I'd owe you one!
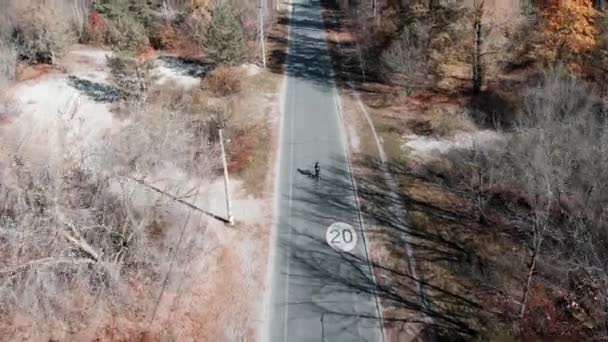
[326,222,358,252]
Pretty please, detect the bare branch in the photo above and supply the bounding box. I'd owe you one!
[0,257,97,278]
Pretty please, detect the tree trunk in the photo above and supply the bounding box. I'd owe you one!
[472,1,484,95]
[520,225,544,320]
[519,244,538,319]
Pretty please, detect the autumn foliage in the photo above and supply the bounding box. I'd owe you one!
[86,10,107,46]
[537,0,597,61]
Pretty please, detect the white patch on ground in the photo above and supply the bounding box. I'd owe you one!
[156,57,210,89]
[241,63,262,77]
[404,130,505,160]
[206,178,265,228]
[9,75,114,168]
[7,47,216,167]
[346,113,361,153]
[156,62,201,88]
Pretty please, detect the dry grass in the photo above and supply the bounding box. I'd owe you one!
[228,123,273,196]
[202,66,244,97]
[0,81,219,340]
[8,4,76,64]
[425,107,475,137]
[0,39,17,89]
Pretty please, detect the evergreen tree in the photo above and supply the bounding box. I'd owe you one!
[106,14,150,54]
[107,53,156,104]
[206,1,247,66]
[103,3,156,105]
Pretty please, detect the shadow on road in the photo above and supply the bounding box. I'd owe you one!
[268,2,339,88]
[278,155,507,341]
[269,1,506,340]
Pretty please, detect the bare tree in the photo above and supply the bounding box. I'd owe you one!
[0,89,218,338]
[382,17,430,94]
[472,0,484,95]
[445,67,606,326]
[446,139,503,223]
[0,38,17,88]
[9,4,76,64]
[507,68,598,320]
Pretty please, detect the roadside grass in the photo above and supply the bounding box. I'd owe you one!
[248,70,278,92]
[267,10,289,75]
[224,69,280,197]
[220,6,288,197]
[231,122,272,196]
[425,106,475,138]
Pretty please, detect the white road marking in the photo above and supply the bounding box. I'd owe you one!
[283,75,296,341]
[332,84,386,342]
[261,0,296,340]
[348,79,434,334]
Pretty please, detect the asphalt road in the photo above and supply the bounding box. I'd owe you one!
[267,0,382,340]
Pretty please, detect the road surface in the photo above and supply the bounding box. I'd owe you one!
[267,0,383,340]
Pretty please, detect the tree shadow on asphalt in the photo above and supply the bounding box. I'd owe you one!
[270,2,509,339]
[268,0,392,112]
[277,155,508,341]
[268,2,343,89]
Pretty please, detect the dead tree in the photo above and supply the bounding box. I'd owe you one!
[519,207,549,319]
[472,0,484,95]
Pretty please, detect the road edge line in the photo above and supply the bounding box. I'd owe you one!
[259,1,294,341]
[332,85,387,342]
[346,65,436,340]
[324,28,387,342]
[325,6,435,339]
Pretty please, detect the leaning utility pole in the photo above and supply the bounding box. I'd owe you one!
[259,0,267,68]
[218,127,235,226]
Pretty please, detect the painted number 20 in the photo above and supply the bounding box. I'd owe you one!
[326,222,357,252]
[330,228,353,244]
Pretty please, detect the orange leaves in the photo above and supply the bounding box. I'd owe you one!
[86,10,108,46]
[539,0,598,58]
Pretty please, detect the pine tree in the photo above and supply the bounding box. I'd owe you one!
[107,53,156,104]
[104,6,155,104]
[106,14,150,54]
[206,1,247,66]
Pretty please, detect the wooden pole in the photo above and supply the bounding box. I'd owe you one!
[260,2,267,69]
[219,128,235,226]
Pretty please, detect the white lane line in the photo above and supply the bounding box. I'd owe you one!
[349,83,435,335]
[283,2,297,340]
[333,85,386,342]
[283,74,296,342]
[323,12,386,342]
[261,0,295,340]
[261,52,289,342]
